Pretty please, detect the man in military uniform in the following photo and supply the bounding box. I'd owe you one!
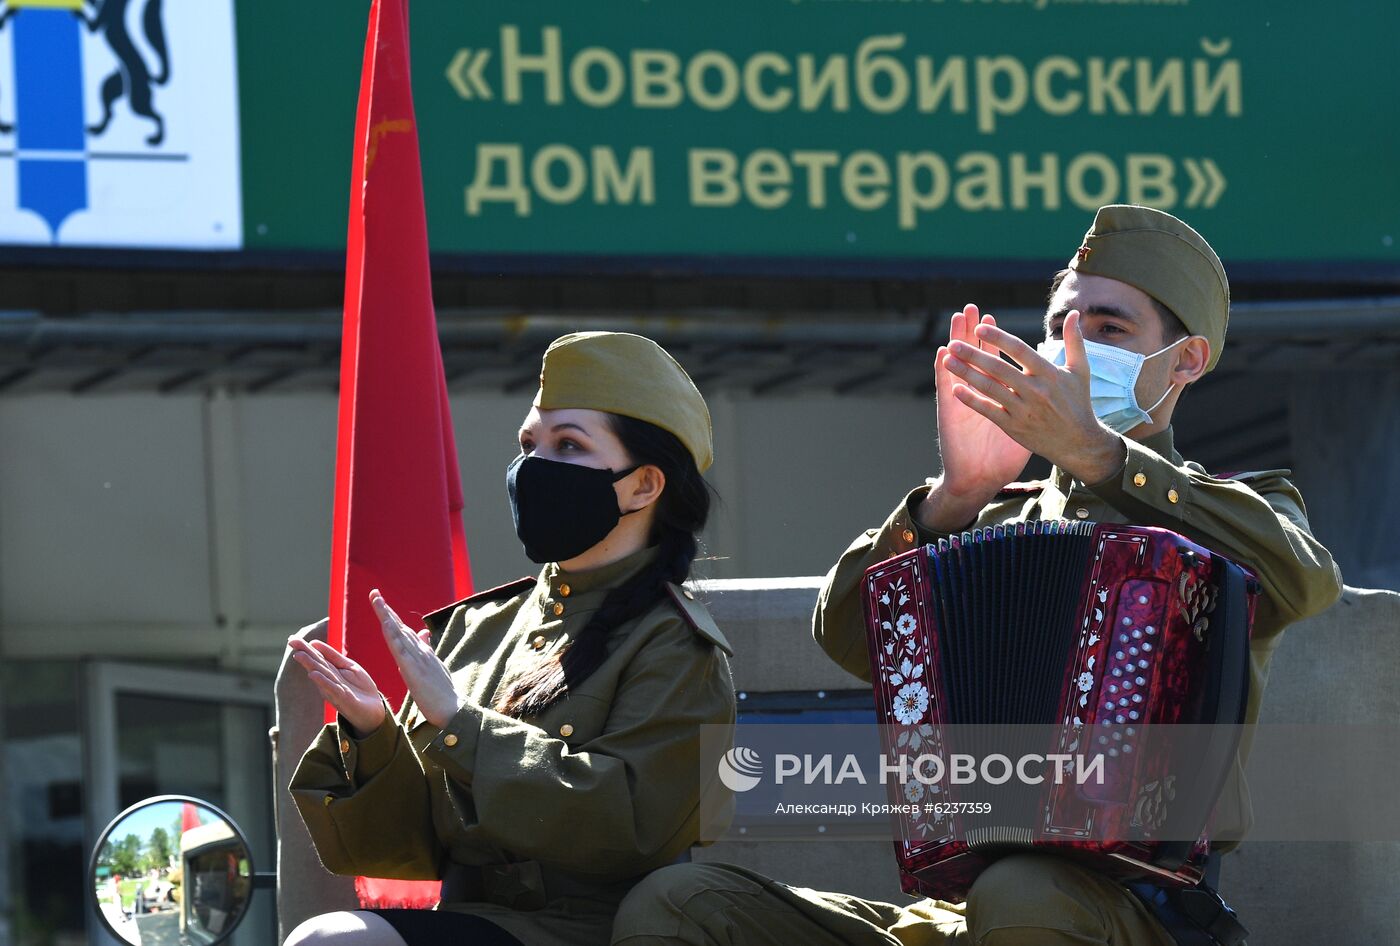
[612,206,1343,946]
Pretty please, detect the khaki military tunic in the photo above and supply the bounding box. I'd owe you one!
[613,426,1342,946]
[291,546,736,946]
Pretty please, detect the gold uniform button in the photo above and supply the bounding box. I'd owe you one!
[339,739,350,754]
[443,733,459,748]
[902,529,916,543]
[552,602,565,616]
[1075,507,1089,519]
[323,794,334,807]
[1167,488,1180,504]
[558,583,571,597]
[1133,472,1147,488]
[531,635,547,651]
[559,724,574,738]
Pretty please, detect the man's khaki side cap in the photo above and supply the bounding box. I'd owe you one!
[534,332,714,472]
[1069,204,1230,372]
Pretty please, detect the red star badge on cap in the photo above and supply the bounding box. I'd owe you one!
[1076,244,1093,262]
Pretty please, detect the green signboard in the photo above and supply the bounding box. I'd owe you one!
[12,1,1400,267]
[237,0,1400,267]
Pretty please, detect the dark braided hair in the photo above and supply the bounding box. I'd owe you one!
[495,413,712,718]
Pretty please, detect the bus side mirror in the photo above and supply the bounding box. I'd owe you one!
[89,795,261,945]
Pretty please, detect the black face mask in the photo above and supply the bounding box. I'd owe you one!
[506,454,640,564]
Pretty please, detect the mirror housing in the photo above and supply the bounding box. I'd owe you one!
[89,795,258,945]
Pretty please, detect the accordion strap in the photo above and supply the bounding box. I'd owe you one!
[1127,868,1249,946]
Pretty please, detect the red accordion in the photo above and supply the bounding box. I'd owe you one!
[862,521,1257,900]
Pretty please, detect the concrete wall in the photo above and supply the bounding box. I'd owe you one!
[0,389,938,672]
[2,375,1392,675]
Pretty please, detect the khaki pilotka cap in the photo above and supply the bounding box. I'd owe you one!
[534,331,714,472]
[1069,204,1231,372]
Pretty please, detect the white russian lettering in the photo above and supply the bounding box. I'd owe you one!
[530,144,587,204]
[744,52,793,112]
[791,150,840,207]
[975,55,1029,134]
[896,151,950,229]
[689,148,741,206]
[1008,152,1061,210]
[465,143,530,216]
[569,47,625,108]
[916,56,969,113]
[631,50,684,107]
[1066,151,1120,211]
[686,51,741,111]
[855,35,911,114]
[954,151,1003,211]
[842,151,891,210]
[743,149,792,210]
[500,25,563,104]
[797,54,851,112]
[1032,56,1082,116]
[592,146,655,205]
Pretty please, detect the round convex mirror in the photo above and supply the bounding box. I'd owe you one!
[89,795,255,945]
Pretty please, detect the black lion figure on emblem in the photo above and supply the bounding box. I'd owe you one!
[78,0,171,146]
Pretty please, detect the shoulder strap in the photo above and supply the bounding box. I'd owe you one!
[1212,468,1294,482]
[664,583,734,656]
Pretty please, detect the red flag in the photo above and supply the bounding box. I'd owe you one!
[330,0,472,908]
[180,803,202,833]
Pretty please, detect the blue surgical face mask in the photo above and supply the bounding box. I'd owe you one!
[1035,336,1190,434]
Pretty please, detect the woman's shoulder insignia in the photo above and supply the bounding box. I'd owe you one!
[663,583,734,656]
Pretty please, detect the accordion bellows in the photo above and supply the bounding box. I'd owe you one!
[862,521,1257,900]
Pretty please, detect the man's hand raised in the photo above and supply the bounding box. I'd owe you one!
[943,310,1126,486]
[918,305,1033,533]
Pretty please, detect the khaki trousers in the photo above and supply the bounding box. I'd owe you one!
[611,855,1176,946]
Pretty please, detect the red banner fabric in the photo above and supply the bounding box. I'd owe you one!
[329,0,473,909]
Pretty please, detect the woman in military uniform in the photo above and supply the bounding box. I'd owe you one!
[283,332,736,946]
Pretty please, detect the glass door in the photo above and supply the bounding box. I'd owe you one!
[83,663,274,946]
